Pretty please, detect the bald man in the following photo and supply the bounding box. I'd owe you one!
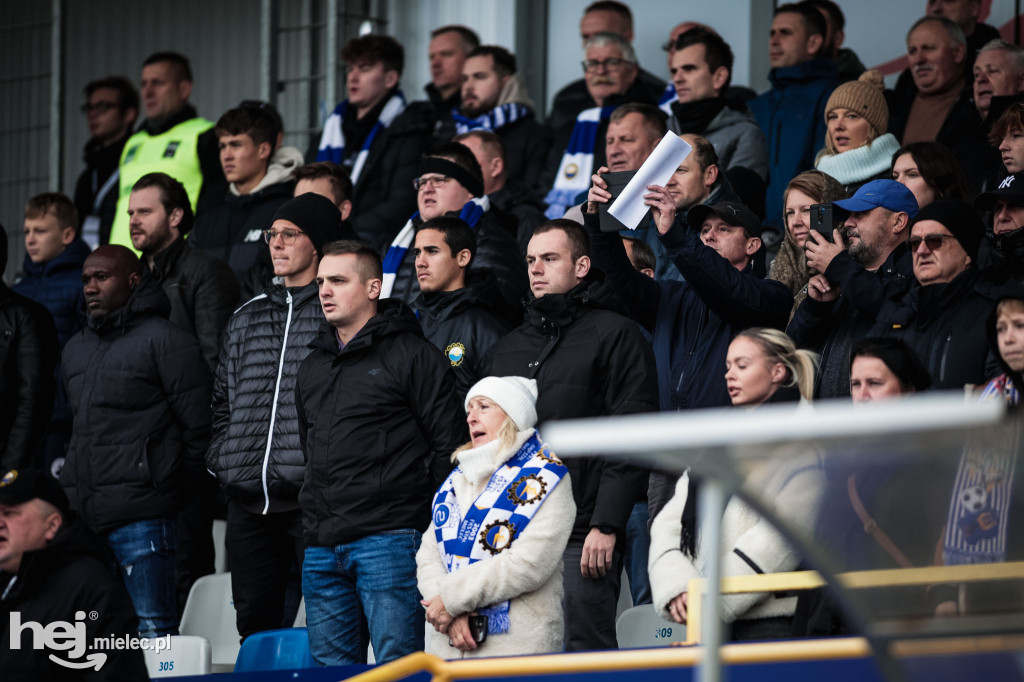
[61,244,212,638]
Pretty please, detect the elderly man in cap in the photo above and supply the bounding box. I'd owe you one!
[207,192,346,640]
[976,172,1024,282]
[585,174,792,520]
[0,468,147,678]
[869,200,1000,389]
[789,179,920,398]
[379,142,525,320]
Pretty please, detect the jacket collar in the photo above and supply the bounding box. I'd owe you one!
[768,57,838,88]
[147,235,188,282]
[141,103,199,136]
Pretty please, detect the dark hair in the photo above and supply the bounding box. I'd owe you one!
[142,51,193,82]
[622,236,656,272]
[891,142,970,203]
[533,219,592,263]
[687,135,719,174]
[609,102,668,140]
[430,25,481,52]
[805,0,845,32]
[584,1,633,32]
[419,216,477,261]
[851,337,932,393]
[673,27,734,90]
[428,142,484,183]
[990,101,1024,146]
[321,239,384,281]
[25,192,78,235]
[467,45,517,78]
[293,162,353,205]
[341,34,404,75]
[453,129,507,163]
[131,172,194,233]
[84,76,139,114]
[775,2,827,38]
[215,105,282,149]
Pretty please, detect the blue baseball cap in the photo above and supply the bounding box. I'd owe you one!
[832,179,919,219]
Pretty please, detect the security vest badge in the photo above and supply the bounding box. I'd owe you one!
[446,342,466,367]
[123,145,140,164]
[163,141,181,158]
[480,519,516,554]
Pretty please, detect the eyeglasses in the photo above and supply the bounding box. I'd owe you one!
[908,234,955,252]
[81,101,118,114]
[413,175,452,191]
[263,228,306,245]
[581,57,630,72]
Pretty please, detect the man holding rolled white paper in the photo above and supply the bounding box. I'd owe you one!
[584,155,792,519]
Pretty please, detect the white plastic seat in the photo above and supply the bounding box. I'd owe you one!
[212,519,227,573]
[293,596,306,626]
[179,572,240,671]
[143,635,212,677]
[615,604,687,649]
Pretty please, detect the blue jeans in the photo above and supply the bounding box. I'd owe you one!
[105,517,179,638]
[303,529,423,665]
[625,501,652,605]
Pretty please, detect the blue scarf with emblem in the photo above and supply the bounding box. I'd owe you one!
[315,91,406,184]
[452,102,532,135]
[431,432,568,635]
[544,105,616,219]
[381,196,489,299]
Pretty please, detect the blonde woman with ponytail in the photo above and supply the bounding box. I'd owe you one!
[649,328,825,641]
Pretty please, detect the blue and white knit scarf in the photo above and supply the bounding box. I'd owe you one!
[381,196,490,299]
[431,432,568,635]
[544,105,616,219]
[315,91,406,184]
[452,102,532,135]
[658,82,676,116]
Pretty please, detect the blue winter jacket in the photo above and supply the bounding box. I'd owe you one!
[584,210,792,411]
[749,58,838,230]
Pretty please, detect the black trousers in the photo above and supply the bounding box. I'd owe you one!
[176,471,220,614]
[225,500,305,640]
[562,540,623,651]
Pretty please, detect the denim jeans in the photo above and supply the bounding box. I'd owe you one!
[105,517,179,638]
[625,501,652,606]
[303,529,423,666]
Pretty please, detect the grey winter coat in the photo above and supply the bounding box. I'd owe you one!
[670,104,769,181]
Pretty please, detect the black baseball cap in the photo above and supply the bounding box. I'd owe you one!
[975,172,1024,211]
[0,468,69,514]
[686,201,763,238]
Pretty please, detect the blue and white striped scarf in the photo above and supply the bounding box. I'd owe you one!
[381,196,489,299]
[658,82,677,116]
[543,105,616,219]
[315,91,406,184]
[453,102,532,135]
[431,432,568,635]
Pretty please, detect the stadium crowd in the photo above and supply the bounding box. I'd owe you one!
[3,0,1024,676]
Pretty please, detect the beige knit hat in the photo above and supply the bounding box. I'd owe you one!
[824,70,888,136]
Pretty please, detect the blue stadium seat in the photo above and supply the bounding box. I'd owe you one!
[233,627,317,672]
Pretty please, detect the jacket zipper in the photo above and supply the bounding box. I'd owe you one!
[939,332,952,384]
[261,291,293,514]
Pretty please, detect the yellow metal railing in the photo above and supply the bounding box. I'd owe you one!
[684,561,1024,644]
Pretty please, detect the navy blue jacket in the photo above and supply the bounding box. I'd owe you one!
[13,239,89,349]
[584,210,792,412]
[749,58,838,229]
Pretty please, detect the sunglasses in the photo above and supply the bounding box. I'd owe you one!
[908,234,955,252]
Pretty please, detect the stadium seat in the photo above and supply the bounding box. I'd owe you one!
[143,635,212,677]
[234,627,316,672]
[179,572,240,671]
[615,604,687,649]
[212,519,227,573]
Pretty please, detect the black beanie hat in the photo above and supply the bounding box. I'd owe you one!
[912,199,984,260]
[272,193,344,256]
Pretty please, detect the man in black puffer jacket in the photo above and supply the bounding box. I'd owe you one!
[411,216,510,401]
[489,219,659,651]
[380,142,526,323]
[207,193,343,640]
[61,245,211,637]
[296,240,465,666]
[0,222,58,472]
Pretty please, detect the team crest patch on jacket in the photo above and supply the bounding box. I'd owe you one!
[446,342,466,366]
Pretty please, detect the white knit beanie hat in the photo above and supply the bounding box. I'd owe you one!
[464,376,539,431]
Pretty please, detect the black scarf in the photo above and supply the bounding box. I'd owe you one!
[670,97,728,134]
